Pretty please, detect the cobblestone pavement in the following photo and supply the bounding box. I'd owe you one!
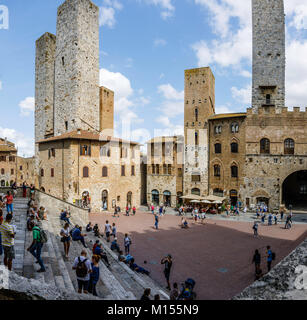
[89,210,307,300]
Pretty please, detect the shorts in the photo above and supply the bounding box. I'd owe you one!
[164,270,170,281]
[106,232,110,238]
[77,279,89,291]
[62,236,71,242]
[3,246,15,259]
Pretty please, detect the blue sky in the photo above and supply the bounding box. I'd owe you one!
[1,0,307,156]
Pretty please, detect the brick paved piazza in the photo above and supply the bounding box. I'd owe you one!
[89,211,307,300]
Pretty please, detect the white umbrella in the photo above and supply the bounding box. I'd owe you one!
[201,200,212,204]
[190,200,200,203]
[213,200,222,204]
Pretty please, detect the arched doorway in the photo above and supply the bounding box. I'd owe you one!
[82,191,90,208]
[102,190,108,210]
[163,190,171,206]
[1,180,5,187]
[282,170,307,210]
[230,190,238,206]
[151,190,159,205]
[127,191,132,208]
[213,188,224,197]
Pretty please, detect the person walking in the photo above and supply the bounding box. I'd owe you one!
[27,222,46,273]
[0,213,15,271]
[124,233,132,255]
[22,182,27,198]
[72,250,92,294]
[5,191,14,215]
[60,223,71,259]
[154,213,159,230]
[105,220,111,242]
[285,215,292,229]
[161,254,173,290]
[268,213,273,226]
[253,222,259,237]
[88,255,100,296]
[111,223,117,238]
[252,249,261,271]
[132,206,136,216]
[266,246,273,272]
[274,214,278,225]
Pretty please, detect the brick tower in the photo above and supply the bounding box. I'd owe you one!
[183,67,215,197]
[54,0,100,136]
[252,0,285,112]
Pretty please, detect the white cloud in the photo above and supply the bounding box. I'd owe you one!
[99,1,123,28]
[215,104,233,114]
[0,127,34,157]
[231,84,251,105]
[154,38,167,47]
[158,84,184,101]
[19,97,35,117]
[99,68,144,126]
[138,0,175,20]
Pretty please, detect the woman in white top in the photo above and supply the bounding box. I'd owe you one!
[60,222,71,258]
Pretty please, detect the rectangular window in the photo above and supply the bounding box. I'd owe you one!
[168,164,172,175]
[132,147,135,159]
[11,169,14,175]
[51,168,54,177]
[65,121,68,131]
[100,146,111,157]
[20,165,23,170]
[120,147,128,158]
[9,156,15,162]
[0,156,6,162]
[121,165,125,176]
[178,168,182,177]
[131,165,135,176]
[192,175,201,182]
[80,145,91,156]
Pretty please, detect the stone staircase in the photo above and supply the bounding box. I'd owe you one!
[8,197,169,300]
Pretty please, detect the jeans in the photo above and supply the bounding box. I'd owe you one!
[61,217,71,225]
[30,242,46,271]
[155,221,158,229]
[0,233,2,256]
[125,245,130,255]
[6,204,13,213]
[73,236,86,247]
[88,280,97,296]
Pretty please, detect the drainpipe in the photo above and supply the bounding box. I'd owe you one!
[62,140,64,200]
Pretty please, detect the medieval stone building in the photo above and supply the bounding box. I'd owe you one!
[148,0,307,211]
[34,0,140,212]
[0,138,35,187]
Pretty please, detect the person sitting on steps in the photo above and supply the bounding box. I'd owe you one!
[72,226,87,248]
[93,243,110,267]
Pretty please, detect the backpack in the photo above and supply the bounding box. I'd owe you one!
[271,252,276,261]
[76,257,88,278]
[34,226,48,243]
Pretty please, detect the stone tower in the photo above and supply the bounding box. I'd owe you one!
[252,0,285,112]
[35,32,56,143]
[54,0,100,136]
[184,67,215,197]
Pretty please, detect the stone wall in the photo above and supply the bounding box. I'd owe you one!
[252,0,285,111]
[35,189,89,223]
[54,0,100,135]
[99,86,114,134]
[234,237,307,300]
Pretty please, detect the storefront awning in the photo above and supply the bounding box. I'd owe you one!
[180,195,204,201]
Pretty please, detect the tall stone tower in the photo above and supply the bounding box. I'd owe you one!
[99,86,114,135]
[184,67,215,197]
[252,0,285,112]
[54,0,100,136]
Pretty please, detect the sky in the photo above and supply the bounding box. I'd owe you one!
[0,0,307,157]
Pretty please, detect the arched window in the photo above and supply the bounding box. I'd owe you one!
[127,192,132,206]
[40,187,45,192]
[1,180,5,187]
[215,143,221,154]
[102,166,108,177]
[0,168,4,175]
[191,188,200,196]
[284,138,294,155]
[214,165,221,177]
[102,190,108,210]
[40,169,44,177]
[260,138,270,154]
[231,122,239,133]
[152,189,159,205]
[214,125,222,134]
[83,166,89,178]
[213,188,224,197]
[231,165,238,178]
[231,142,239,153]
[195,108,198,122]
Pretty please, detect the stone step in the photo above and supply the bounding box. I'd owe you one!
[71,215,169,300]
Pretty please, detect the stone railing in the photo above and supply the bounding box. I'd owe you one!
[0,187,89,224]
[34,190,89,223]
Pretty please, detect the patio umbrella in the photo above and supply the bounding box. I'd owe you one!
[190,200,200,203]
[201,200,212,204]
[213,200,222,204]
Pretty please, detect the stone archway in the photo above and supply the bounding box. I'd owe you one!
[102,190,108,210]
[282,170,307,210]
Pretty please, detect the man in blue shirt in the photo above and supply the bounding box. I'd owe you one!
[94,243,110,267]
[72,226,87,248]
